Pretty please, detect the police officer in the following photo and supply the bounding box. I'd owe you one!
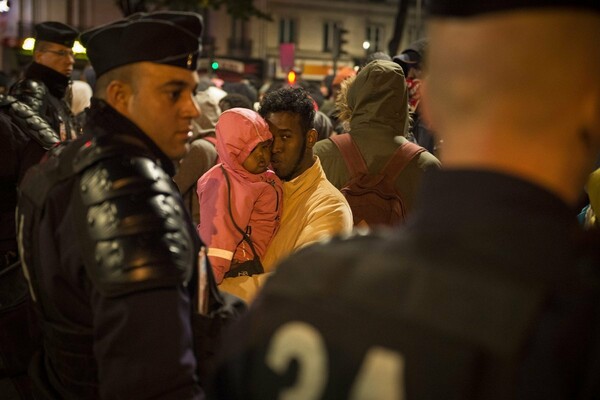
[17,12,205,399]
[210,0,600,398]
[10,21,81,140]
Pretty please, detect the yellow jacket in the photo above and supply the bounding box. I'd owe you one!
[219,156,353,302]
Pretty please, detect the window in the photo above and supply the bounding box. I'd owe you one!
[365,24,384,52]
[323,21,341,52]
[279,18,296,44]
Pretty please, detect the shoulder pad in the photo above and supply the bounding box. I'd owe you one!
[19,138,84,210]
[75,153,195,298]
[0,93,15,107]
[4,96,59,150]
[10,79,47,112]
[71,136,148,174]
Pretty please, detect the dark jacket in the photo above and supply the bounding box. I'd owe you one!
[0,108,48,254]
[0,95,59,398]
[211,170,600,399]
[0,109,43,393]
[10,62,80,140]
[17,99,202,399]
[411,108,437,155]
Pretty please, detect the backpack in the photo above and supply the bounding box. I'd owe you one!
[330,134,424,228]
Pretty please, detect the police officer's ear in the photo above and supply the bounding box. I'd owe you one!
[306,128,318,149]
[105,79,133,113]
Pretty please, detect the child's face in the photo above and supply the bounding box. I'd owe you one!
[243,140,273,174]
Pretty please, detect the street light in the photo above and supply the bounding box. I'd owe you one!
[22,38,87,55]
[287,69,297,86]
[0,0,10,13]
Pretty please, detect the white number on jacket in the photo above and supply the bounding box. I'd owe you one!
[265,321,406,400]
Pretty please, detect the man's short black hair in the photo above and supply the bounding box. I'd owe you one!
[259,87,315,135]
[219,93,253,111]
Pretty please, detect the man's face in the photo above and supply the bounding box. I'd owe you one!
[34,42,75,77]
[122,63,200,160]
[266,111,314,181]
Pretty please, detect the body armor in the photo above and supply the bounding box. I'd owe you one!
[9,79,47,114]
[0,94,59,150]
[73,137,194,297]
[17,134,195,397]
[11,79,80,140]
[0,94,58,396]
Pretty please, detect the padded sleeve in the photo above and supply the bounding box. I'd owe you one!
[74,155,195,298]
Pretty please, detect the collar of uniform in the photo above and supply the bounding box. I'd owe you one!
[85,98,176,176]
[282,156,322,197]
[414,169,577,225]
[25,62,70,99]
[409,169,583,283]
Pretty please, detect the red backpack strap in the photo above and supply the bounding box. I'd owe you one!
[329,134,368,178]
[382,141,426,181]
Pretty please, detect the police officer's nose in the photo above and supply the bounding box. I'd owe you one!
[184,93,201,119]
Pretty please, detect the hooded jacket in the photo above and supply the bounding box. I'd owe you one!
[197,108,283,283]
[314,60,440,214]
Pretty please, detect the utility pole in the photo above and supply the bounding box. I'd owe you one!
[332,25,348,79]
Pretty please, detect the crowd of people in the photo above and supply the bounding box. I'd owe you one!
[0,0,599,398]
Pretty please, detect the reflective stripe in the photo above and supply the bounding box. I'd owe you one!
[207,247,234,261]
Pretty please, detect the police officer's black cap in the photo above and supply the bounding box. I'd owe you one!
[428,0,600,16]
[35,22,79,48]
[80,11,203,78]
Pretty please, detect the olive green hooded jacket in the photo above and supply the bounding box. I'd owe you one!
[314,59,441,214]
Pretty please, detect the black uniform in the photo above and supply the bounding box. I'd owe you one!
[0,95,58,399]
[17,99,202,399]
[211,170,600,399]
[10,62,80,140]
[0,95,58,256]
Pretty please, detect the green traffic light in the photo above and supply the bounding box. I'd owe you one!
[211,61,219,70]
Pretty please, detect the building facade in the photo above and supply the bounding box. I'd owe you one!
[0,0,425,82]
